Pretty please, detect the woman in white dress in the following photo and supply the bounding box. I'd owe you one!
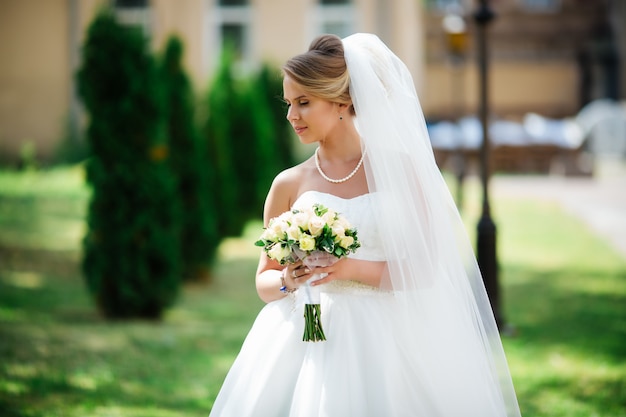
[209,33,521,417]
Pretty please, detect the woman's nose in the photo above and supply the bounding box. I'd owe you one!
[286,106,298,121]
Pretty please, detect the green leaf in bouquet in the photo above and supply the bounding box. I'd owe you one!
[313,204,328,217]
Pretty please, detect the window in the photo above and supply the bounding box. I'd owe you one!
[426,0,466,13]
[221,23,245,58]
[114,0,147,7]
[214,0,251,69]
[520,0,561,13]
[113,0,151,34]
[316,0,354,38]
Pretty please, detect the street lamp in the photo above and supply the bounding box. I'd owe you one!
[443,13,468,59]
[442,11,468,209]
[473,1,504,329]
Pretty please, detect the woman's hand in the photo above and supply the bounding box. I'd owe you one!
[308,258,386,288]
[282,261,311,290]
[308,258,354,286]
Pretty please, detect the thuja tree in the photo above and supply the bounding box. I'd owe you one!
[202,47,244,237]
[255,64,296,171]
[235,64,298,219]
[203,53,297,233]
[160,35,219,281]
[234,73,277,220]
[77,10,181,319]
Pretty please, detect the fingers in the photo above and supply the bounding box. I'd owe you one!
[310,272,331,286]
[286,263,338,287]
[286,264,311,286]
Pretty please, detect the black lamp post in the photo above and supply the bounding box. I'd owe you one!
[473,0,503,329]
[442,11,468,210]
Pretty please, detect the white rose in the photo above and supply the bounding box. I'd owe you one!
[260,228,278,242]
[270,219,289,237]
[308,216,326,237]
[268,244,290,262]
[299,234,316,251]
[321,210,336,224]
[336,217,352,230]
[340,235,354,248]
[332,225,346,242]
[292,212,309,229]
[286,225,302,242]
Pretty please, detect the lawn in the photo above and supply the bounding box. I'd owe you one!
[0,166,624,416]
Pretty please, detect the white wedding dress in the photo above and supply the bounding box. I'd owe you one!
[209,190,510,417]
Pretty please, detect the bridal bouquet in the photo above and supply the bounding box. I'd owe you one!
[255,203,360,341]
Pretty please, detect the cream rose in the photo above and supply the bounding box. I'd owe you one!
[336,217,352,230]
[268,244,290,262]
[308,216,326,237]
[339,235,354,248]
[290,212,306,228]
[286,225,302,242]
[321,210,336,224]
[332,225,346,242]
[269,219,288,237]
[260,227,278,242]
[299,234,316,251]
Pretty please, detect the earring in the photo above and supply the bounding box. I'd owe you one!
[339,115,343,120]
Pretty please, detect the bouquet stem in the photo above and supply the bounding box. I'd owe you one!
[303,303,326,342]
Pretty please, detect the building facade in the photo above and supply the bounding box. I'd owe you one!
[423,0,622,120]
[0,0,621,163]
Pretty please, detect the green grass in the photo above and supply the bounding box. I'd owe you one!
[0,167,625,416]
[496,198,626,417]
[456,176,626,417]
[0,166,89,252]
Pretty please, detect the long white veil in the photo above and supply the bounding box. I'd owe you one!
[343,33,521,416]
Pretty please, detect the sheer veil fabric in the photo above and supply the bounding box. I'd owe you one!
[343,33,521,416]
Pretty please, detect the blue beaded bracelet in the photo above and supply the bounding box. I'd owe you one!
[280,274,296,294]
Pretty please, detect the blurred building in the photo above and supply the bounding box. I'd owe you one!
[424,0,623,121]
[0,0,622,163]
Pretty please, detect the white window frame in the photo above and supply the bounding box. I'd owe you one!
[112,0,152,35]
[519,0,561,13]
[207,0,253,76]
[426,0,467,14]
[314,2,356,39]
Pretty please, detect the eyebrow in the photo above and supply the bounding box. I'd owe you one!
[283,94,307,102]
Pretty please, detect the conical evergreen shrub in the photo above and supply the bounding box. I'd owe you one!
[255,64,296,171]
[202,50,298,238]
[202,47,245,237]
[160,35,219,281]
[77,10,181,319]
[241,68,290,214]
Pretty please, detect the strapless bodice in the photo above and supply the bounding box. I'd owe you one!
[292,191,385,263]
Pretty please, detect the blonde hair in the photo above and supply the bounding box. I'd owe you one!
[282,34,354,115]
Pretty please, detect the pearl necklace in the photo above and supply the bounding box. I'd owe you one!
[314,147,365,184]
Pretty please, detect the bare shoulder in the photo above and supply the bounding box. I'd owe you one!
[263,159,314,224]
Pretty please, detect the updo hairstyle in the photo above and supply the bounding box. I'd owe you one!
[282,34,354,115]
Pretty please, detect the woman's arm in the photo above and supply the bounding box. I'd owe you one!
[255,169,304,303]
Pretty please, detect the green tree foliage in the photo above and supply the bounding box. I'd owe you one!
[202,47,242,237]
[245,65,296,211]
[159,35,219,281]
[255,64,296,171]
[235,74,275,220]
[202,52,296,237]
[77,10,181,319]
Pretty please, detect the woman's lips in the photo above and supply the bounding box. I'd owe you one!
[294,126,307,135]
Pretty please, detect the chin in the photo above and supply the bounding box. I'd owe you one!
[298,136,318,146]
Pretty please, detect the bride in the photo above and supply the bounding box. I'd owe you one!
[209,33,521,417]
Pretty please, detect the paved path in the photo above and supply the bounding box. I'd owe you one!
[490,156,626,258]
